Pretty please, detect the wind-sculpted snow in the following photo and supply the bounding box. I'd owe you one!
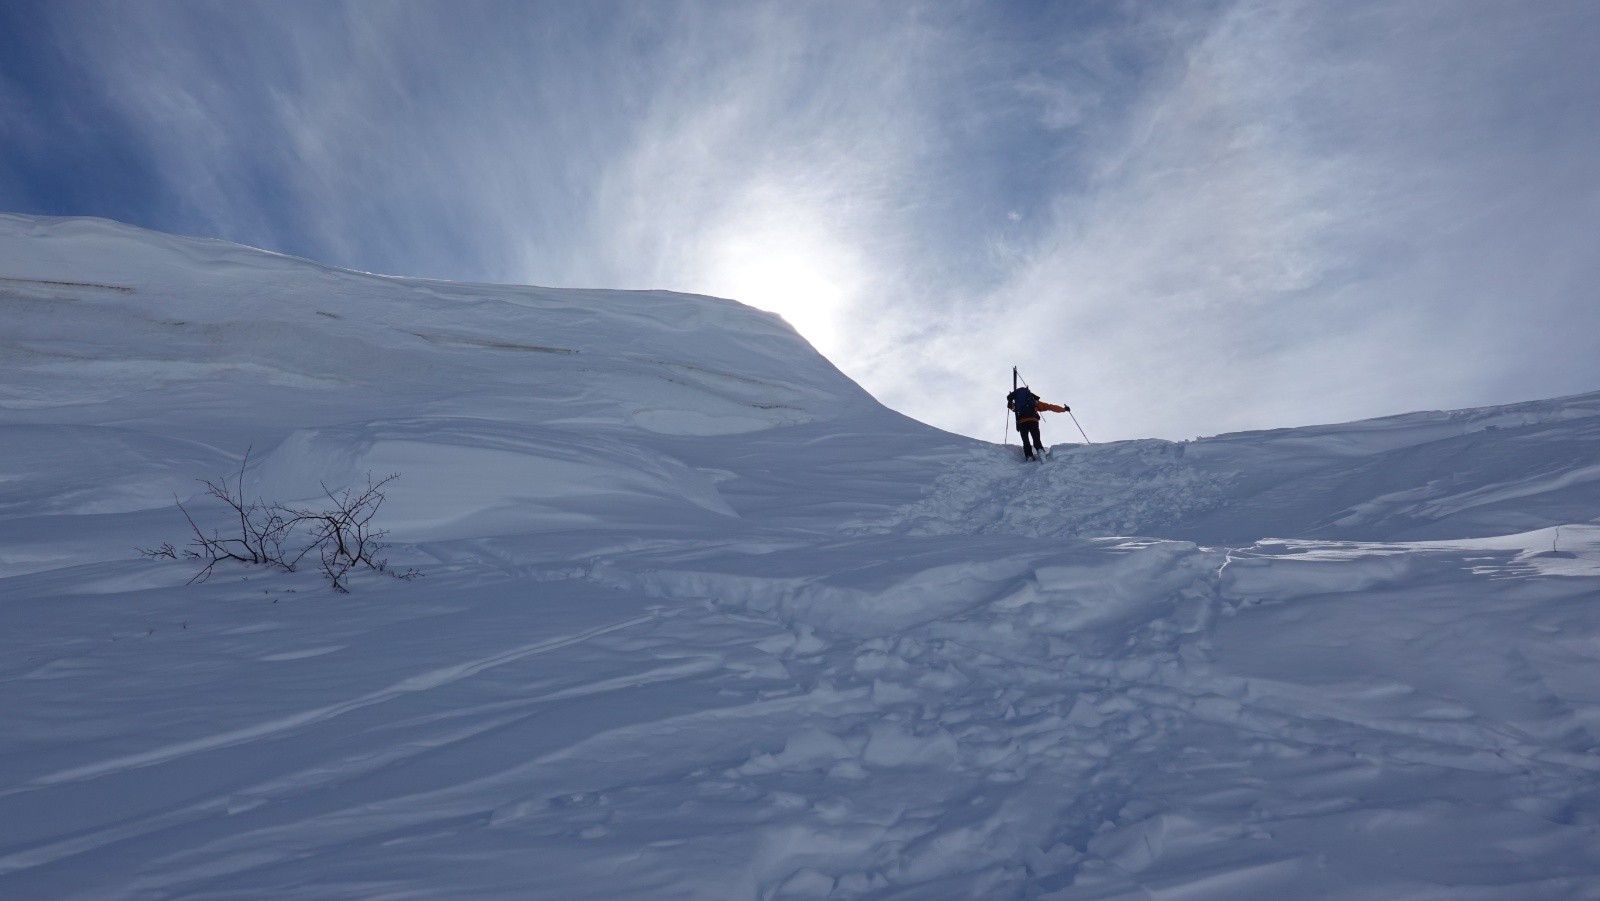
[577,531,1600,896]
[857,392,1600,547]
[3,214,1600,898]
[248,418,741,540]
[0,214,868,443]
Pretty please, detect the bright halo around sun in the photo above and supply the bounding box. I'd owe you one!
[702,209,860,358]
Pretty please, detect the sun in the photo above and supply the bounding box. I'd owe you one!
[713,245,847,351]
[699,203,860,357]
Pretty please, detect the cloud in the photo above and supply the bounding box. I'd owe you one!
[1012,73,1101,132]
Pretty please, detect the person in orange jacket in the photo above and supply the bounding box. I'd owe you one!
[1006,385,1068,461]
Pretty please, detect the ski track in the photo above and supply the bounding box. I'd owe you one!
[846,441,1235,541]
[0,612,726,882]
[1,611,673,800]
[81,657,877,897]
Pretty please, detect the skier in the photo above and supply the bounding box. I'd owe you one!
[1006,385,1068,461]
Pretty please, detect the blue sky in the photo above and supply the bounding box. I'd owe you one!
[4,0,1599,442]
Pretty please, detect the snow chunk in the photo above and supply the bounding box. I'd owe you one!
[738,727,856,776]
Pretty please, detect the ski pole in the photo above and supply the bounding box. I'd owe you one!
[1005,366,1018,445]
[1069,410,1092,444]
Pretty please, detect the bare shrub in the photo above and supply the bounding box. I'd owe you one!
[145,449,421,592]
[284,474,400,592]
[177,449,308,580]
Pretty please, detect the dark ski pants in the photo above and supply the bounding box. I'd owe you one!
[1017,419,1043,459]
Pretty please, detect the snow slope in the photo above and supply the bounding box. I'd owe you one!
[3,213,1599,899]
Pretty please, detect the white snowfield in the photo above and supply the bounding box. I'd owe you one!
[2,213,1598,900]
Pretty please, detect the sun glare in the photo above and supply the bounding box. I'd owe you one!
[714,248,846,351]
[701,208,859,357]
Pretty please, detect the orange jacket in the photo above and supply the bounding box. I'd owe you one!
[1014,401,1067,424]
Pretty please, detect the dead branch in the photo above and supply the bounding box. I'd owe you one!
[150,452,411,592]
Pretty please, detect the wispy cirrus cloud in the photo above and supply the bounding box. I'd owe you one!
[864,0,1600,441]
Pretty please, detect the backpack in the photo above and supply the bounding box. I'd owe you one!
[1010,388,1038,417]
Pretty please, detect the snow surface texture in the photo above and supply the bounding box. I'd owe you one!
[3,213,1599,899]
